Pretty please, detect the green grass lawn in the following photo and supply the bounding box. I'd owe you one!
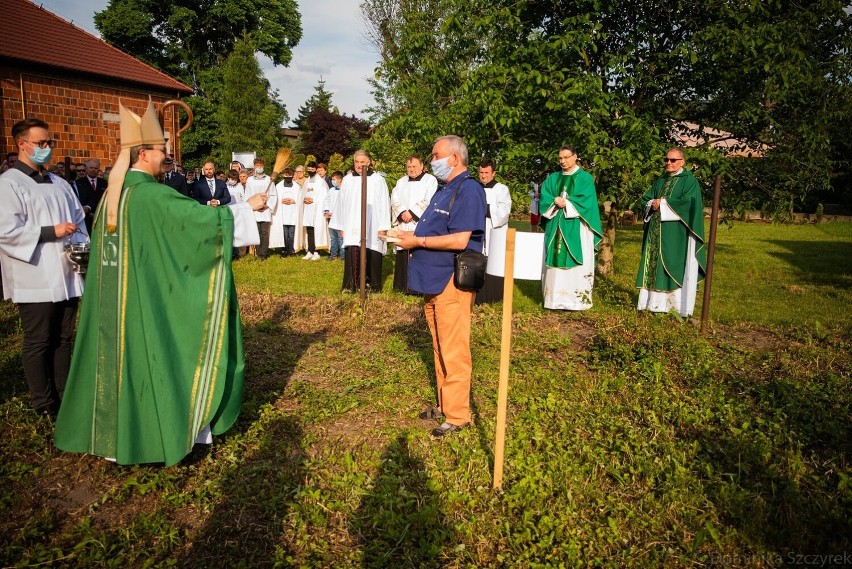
[0,221,849,567]
[235,221,852,329]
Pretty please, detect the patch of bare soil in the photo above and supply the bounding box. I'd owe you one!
[706,321,789,353]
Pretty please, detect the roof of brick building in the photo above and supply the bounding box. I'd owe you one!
[0,0,192,94]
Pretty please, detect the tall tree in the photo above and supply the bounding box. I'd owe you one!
[94,0,302,89]
[215,36,289,166]
[95,0,303,168]
[293,79,335,131]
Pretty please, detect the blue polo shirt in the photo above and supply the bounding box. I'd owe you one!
[408,172,487,294]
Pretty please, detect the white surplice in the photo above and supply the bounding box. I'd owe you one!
[330,172,391,254]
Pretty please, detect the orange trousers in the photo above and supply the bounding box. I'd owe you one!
[423,276,475,426]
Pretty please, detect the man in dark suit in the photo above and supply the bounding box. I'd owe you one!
[193,161,231,206]
[162,155,190,197]
[74,158,108,232]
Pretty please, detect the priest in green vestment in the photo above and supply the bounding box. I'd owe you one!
[540,145,602,310]
[635,147,706,317]
[54,100,267,466]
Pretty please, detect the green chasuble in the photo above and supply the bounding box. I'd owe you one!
[635,169,706,291]
[55,170,244,466]
[540,169,602,268]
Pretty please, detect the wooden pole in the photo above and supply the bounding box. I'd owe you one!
[493,228,516,490]
[359,165,368,310]
[700,175,722,334]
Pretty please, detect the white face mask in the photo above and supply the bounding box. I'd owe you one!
[227,180,238,186]
[255,167,264,174]
[430,156,452,181]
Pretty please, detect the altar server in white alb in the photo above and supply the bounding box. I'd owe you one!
[390,155,438,292]
[243,157,277,260]
[476,159,512,303]
[0,118,88,418]
[270,167,299,257]
[330,150,391,292]
[300,161,329,260]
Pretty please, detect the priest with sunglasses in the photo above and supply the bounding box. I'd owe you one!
[635,147,706,317]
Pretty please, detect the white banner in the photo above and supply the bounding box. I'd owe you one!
[486,229,544,280]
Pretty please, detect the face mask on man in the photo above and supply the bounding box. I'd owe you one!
[255,167,264,175]
[283,176,293,183]
[227,180,237,187]
[27,144,52,166]
[430,156,452,181]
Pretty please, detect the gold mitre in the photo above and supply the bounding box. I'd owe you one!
[119,99,166,148]
[104,98,165,233]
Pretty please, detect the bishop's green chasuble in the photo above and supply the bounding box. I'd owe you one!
[55,171,245,466]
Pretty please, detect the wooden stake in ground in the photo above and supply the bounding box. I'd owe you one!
[700,175,722,334]
[493,228,517,490]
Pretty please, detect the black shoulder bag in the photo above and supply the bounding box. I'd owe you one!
[448,181,487,291]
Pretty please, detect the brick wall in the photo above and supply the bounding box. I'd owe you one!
[0,67,185,169]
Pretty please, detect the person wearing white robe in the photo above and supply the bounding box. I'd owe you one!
[330,150,392,292]
[390,156,438,292]
[476,159,512,303]
[0,118,87,417]
[270,168,299,256]
[299,163,329,260]
[244,159,277,260]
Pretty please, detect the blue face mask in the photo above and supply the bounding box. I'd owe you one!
[430,156,452,181]
[27,144,53,165]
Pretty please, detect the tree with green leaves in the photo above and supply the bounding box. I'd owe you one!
[95,0,302,167]
[361,0,851,276]
[293,79,335,131]
[94,0,301,88]
[214,36,289,166]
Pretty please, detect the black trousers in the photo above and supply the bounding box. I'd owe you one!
[393,249,409,292]
[306,227,316,254]
[256,221,271,258]
[342,246,384,292]
[18,298,79,414]
[475,273,505,304]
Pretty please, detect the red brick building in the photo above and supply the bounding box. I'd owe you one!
[0,0,192,170]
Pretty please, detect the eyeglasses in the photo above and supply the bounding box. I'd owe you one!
[558,154,575,160]
[25,139,56,149]
[664,157,683,163]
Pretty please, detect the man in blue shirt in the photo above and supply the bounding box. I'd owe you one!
[396,135,486,437]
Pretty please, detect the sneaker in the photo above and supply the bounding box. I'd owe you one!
[311,252,321,261]
[302,252,312,260]
[431,422,465,437]
[419,407,442,420]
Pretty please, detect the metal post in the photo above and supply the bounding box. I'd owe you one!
[700,175,722,333]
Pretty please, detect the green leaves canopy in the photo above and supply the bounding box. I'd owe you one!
[95,0,302,87]
[364,0,851,219]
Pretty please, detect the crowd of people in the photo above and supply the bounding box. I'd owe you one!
[0,107,705,464]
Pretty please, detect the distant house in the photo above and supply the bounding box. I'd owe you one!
[281,128,301,146]
[676,121,767,157]
[0,0,192,169]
